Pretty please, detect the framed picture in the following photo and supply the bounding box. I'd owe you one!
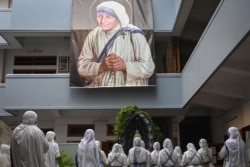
[58,57,69,72]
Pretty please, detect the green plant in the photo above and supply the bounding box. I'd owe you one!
[58,150,76,167]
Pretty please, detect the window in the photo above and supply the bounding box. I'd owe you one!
[107,124,114,136]
[14,56,57,65]
[67,124,95,137]
[13,56,57,74]
[41,128,54,135]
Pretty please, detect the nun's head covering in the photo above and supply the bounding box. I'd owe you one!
[78,129,96,153]
[112,143,120,153]
[133,137,142,147]
[81,129,95,145]
[228,127,239,139]
[187,143,197,153]
[153,142,160,150]
[199,138,208,149]
[118,144,125,153]
[46,131,56,142]
[163,138,173,152]
[0,144,10,154]
[226,127,240,151]
[96,1,129,27]
[22,110,37,125]
[174,146,182,155]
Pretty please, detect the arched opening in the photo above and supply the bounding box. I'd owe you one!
[120,112,155,154]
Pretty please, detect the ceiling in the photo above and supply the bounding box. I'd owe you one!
[178,0,250,114]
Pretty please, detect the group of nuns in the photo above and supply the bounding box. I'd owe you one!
[75,129,206,167]
[1,110,249,167]
[75,127,249,167]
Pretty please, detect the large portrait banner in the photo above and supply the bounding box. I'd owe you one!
[70,0,156,88]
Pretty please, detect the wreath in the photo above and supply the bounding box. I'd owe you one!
[114,105,163,143]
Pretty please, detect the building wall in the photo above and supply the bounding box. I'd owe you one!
[0,50,4,83]
[1,0,250,150]
[0,0,10,8]
[54,117,116,143]
[0,120,12,146]
[222,100,250,137]
[4,37,70,75]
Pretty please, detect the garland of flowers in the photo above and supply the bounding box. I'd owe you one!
[114,105,163,142]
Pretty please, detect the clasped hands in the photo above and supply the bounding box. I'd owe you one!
[99,53,126,74]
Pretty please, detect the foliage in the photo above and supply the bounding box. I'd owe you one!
[114,105,163,142]
[58,150,76,167]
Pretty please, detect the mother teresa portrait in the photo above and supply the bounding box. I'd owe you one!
[77,1,155,88]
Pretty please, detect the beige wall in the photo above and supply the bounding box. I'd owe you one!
[221,100,250,139]
[0,0,11,8]
[0,119,12,146]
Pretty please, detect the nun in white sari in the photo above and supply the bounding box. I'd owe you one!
[181,143,202,167]
[45,131,60,167]
[95,140,107,167]
[0,144,11,167]
[197,138,213,167]
[151,142,160,167]
[106,143,128,167]
[158,138,178,167]
[219,127,249,167]
[128,137,150,167]
[174,146,182,167]
[76,129,99,167]
[11,110,49,167]
[77,1,155,87]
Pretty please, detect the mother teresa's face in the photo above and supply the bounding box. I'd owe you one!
[97,13,120,31]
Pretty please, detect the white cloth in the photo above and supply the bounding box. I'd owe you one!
[128,137,150,167]
[45,131,60,167]
[0,144,11,167]
[78,27,155,87]
[11,110,49,167]
[106,143,128,167]
[95,140,107,167]
[174,146,182,167]
[158,138,178,167]
[76,129,99,167]
[96,1,129,27]
[197,139,214,167]
[181,143,202,167]
[219,127,249,167]
[77,1,155,88]
[141,140,153,166]
[151,142,160,166]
